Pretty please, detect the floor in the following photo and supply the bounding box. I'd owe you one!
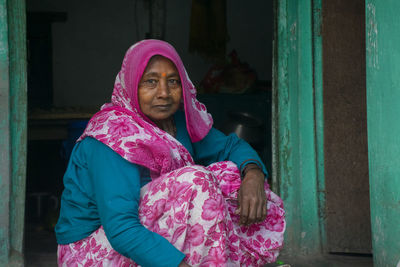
[25,225,374,267]
[265,255,373,267]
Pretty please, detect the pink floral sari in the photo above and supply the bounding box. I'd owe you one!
[57,40,285,266]
[58,162,285,267]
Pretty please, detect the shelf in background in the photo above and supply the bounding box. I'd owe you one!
[28,107,97,140]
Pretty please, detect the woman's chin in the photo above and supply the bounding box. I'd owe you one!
[147,113,173,124]
[146,108,179,123]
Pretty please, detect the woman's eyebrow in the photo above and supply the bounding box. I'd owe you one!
[166,72,180,78]
[143,72,180,78]
[142,72,159,77]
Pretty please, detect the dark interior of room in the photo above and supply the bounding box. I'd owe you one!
[24,1,273,265]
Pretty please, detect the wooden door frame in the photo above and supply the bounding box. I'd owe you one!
[0,0,27,265]
[273,0,326,257]
[366,1,400,266]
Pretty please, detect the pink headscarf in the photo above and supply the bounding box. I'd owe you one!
[80,40,213,177]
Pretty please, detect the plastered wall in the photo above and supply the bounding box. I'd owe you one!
[27,0,273,107]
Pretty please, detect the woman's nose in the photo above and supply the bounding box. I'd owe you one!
[157,79,169,98]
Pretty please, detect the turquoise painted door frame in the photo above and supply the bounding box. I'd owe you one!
[366,1,400,266]
[273,0,326,257]
[275,0,400,265]
[0,0,12,262]
[0,0,27,265]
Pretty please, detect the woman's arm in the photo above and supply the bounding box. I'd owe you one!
[193,127,268,176]
[86,138,185,267]
[193,128,268,226]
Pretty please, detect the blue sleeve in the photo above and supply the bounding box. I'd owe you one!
[192,128,268,178]
[85,138,185,267]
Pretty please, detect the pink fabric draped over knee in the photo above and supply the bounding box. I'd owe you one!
[58,161,285,267]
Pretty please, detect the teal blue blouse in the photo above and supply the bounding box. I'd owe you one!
[55,111,267,267]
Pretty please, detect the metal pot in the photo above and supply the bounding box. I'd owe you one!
[221,111,265,149]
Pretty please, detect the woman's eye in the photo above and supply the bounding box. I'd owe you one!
[168,79,181,85]
[140,79,158,89]
[146,79,157,84]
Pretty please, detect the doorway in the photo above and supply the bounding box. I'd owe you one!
[322,0,372,254]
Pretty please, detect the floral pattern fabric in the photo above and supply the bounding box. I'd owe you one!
[58,162,285,267]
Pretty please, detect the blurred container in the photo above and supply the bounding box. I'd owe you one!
[221,111,265,149]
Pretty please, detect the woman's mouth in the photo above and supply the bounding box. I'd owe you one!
[153,104,171,110]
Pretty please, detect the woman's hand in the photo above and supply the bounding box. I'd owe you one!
[236,165,267,226]
[178,260,192,267]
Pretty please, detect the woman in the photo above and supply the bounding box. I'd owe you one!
[55,40,285,267]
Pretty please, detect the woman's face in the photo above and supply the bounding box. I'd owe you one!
[138,56,182,125]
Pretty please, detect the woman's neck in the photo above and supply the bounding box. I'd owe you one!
[155,117,176,137]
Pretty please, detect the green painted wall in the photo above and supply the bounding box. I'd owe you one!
[0,0,11,263]
[366,1,400,266]
[0,0,27,265]
[8,0,27,264]
[273,0,325,257]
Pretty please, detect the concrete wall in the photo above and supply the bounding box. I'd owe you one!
[27,0,273,107]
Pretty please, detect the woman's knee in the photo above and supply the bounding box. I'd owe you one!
[174,165,218,188]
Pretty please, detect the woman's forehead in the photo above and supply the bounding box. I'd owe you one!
[143,55,179,74]
[147,55,175,66]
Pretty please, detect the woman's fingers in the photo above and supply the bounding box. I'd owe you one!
[247,198,257,225]
[240,195,264,225]
[242,192,267,225]
[261,195,268,222]
[252,193,266,224]
[240,199,250,225]
[262,201,267,221]
[256,196,264,222]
